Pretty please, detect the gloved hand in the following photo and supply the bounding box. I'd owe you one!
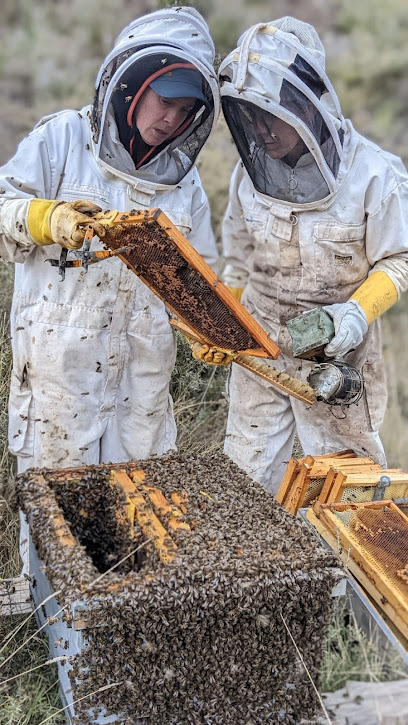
[27,199,106,249]
[323,299,368,358]
[190,341,235,366]
[227,286,243,302]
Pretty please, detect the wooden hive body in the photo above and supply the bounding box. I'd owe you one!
[275,449,360,514]
[275,451,408,514]
[320,469,408,504]
[18,454,339,725]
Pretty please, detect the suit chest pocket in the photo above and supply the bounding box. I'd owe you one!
[314,220,368,289]
[244,210,281,273]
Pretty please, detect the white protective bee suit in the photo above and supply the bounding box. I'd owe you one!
[0,6,219,476]
[219,18,408,494]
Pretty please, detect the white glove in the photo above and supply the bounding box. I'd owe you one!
[323,300,368,358]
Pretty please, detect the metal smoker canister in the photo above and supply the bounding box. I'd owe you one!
[308,360,364,406]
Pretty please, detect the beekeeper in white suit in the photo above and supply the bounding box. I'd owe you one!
[214,17,408,494]
[0,6,219,564]
[0,5,219,474]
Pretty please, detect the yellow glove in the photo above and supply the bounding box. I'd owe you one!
[191,341,235,365]
[350,270,398,323]
[27,199,106,249]
[227,286,243,302]
[324,271,398,358]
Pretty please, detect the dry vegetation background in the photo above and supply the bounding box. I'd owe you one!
[1,0,408,722]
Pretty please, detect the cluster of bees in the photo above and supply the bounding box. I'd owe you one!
[18,453,340,724]
[105,217,257,353]
[50,469,138,574]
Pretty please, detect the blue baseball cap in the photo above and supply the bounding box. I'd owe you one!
[149,67,210,107]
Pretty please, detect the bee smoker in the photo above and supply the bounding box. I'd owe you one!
[307,359,363,405]
[286,307,364,406]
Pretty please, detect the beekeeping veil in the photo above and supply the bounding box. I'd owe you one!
[91,7,219,187]
[219,17,345,204]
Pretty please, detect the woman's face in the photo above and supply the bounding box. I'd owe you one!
[134,87,196,146]
[253,113,303,160]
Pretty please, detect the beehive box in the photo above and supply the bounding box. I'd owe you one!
[275,450,360,514]
[18,453,340,725]
[309,500,408,645]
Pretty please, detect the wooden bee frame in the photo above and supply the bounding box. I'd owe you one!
[320,468,408,505]
[275,450,359,514]
[110,468,191,567]
[309,500,408,644]
[99,208,280,359]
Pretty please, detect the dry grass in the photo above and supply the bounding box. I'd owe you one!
[321,599,407,693]
[0,264,64,725]
[0,265,19,579]
[0,496,19,580]
[0,613,64,725]
[171,331,228,454]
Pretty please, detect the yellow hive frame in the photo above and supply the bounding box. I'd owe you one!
[320,468,407,504]
[308,500,408,643]
[98,209,281,359]
[92,209,324,404]
[275,450,360,514]
[110,469,191,566]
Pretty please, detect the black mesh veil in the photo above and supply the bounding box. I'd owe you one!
[222,96,339,203]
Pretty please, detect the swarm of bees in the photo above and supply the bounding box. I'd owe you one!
[17,453,340,725]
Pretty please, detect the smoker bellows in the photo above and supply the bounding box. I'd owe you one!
[18,452,340,724]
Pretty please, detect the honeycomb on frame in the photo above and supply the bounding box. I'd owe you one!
[98,208,281,358]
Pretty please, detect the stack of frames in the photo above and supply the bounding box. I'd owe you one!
[276,451,408,514]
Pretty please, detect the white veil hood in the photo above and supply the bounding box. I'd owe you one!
[91,6,219,189]
[220,17,345,204]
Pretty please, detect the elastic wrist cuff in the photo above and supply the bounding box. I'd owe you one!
[27,199,60,245]
[350,270,398,324]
